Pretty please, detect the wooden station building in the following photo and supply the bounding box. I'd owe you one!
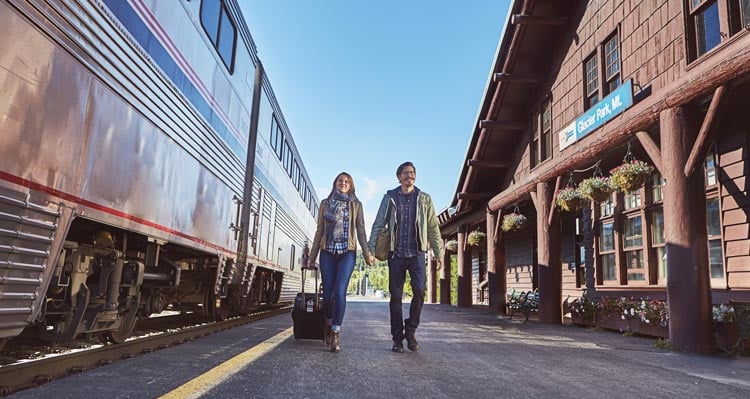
[435,0,750,353]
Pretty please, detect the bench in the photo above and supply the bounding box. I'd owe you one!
[506,288,539,322]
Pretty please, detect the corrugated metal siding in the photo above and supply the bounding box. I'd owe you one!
[0,188,60,339]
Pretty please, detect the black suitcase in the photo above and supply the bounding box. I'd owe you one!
[291,266,325,340]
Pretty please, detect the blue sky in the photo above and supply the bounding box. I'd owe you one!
[240,0,510,226]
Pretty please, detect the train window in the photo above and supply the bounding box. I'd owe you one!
[290,245,296,270]
[200,0,236,72]
[284,142,293,176]
[292,161,300,189]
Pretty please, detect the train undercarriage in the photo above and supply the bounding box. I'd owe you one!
[28,218,283,344]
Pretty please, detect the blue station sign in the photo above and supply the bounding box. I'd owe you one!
[558,79,634,151]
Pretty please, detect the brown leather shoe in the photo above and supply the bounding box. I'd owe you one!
[330,331,340,353]
[324,324,332,345]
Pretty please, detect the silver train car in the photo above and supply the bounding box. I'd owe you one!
[0,0,319,346]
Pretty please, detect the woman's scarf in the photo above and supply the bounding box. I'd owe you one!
[324,190,352,243]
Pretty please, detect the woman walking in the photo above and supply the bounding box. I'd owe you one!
[308,172,373,352]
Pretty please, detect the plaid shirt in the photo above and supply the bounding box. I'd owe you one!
[325,201,349,254]
[394,190,418,258]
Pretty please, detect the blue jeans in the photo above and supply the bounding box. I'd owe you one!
[388,252,426,341]
[319,250,356,331]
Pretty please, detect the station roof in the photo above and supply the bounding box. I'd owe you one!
[441,0,581,226]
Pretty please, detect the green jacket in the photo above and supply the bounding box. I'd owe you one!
[367,187,443,260]
[309,197,371,265]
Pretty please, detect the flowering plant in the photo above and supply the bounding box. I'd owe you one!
[501,213,527,232]
[445,239,458,253]
[569,296,670,327]
[555,187,586,212]
[712,303,735,323]
[622,298,669,327]
[609,160,654,192]
[577,176,616,202]
[569,295,597,319]
[467,230,486,246]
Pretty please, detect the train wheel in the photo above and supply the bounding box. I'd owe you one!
[105,307,138,344]
[202,289,229,321]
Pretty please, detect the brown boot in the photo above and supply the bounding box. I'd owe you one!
[324,324,332,345]
[330,331,340,352]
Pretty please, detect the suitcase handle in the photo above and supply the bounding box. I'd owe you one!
[301,266,320,308]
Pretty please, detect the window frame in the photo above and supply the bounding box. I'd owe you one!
[199,0,237,73]
[530,98,552,169]
[685,0,749,62]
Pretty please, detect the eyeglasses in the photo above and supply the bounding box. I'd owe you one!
[400,170,416,176]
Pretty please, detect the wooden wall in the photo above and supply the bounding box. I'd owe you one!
[719,129,750,288]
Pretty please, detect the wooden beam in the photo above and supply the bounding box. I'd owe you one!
[547,176,561,227]
[494,209,503,245]
[529,190,538,211]
[478,120,527,130]
[457,192,493,200]
[684,85,728,177]
[467,159,511,168]
[511,14,568,26]
[635,130,663,173]
[493,73,545,84]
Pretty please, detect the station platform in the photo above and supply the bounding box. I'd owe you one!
[10,298,750,398]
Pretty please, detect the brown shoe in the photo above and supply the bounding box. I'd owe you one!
[324,324,332,345]
[330,331,340,353]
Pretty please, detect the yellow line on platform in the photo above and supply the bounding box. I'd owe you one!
[158,327,293,399]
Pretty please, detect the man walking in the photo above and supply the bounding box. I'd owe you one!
[368,162,442,352]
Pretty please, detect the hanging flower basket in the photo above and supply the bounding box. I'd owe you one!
[578,176,616,202]
[445,239,458,253]
[501,213,527,232]
[467,230,486,246]
[609,160,654,192]
[555,187,586,212]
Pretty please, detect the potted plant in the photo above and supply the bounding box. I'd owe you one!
[445,239,458,253]
[569,294,596,326]
[467,230,486,246]
[501,212,527,232]
[609,160,655,192]
[578,176,615,202]
[555,187,586,212]
[712,303,739,354]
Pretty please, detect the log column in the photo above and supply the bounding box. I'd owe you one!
[660,107,713,353]
[486,210,506,314]
[457,225,472,307]
[427,252,437,303]
[534,182,562,323]
[440,244,452,305]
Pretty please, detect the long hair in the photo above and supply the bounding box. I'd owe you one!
[328,172,355,198]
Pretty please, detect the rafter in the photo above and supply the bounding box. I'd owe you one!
[511,14,568,26]
[493,73,545,84]
[467,159,510,168]
[478,120,526,130]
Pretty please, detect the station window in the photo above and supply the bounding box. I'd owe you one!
[530,99,552,168]
[594,150,725,287]
[582,31,621,110]
[603,33,621,95]
[686,0,750,61]
[599,221,617,281]
[200,0,237,72]
[583,53,599,110]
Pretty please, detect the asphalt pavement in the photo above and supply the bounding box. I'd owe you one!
[10,297,750,399]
